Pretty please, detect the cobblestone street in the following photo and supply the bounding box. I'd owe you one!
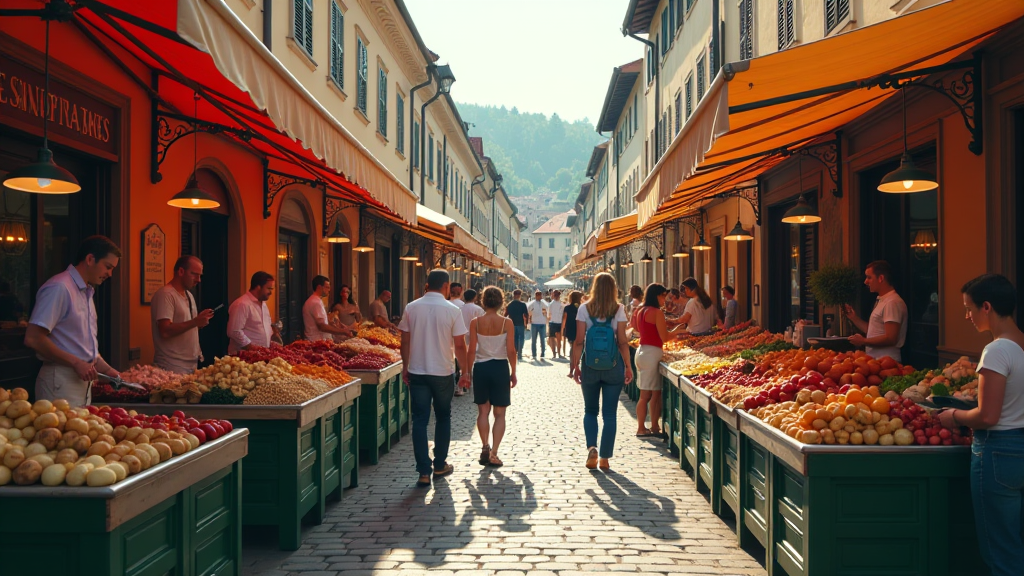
[243,357,767,576]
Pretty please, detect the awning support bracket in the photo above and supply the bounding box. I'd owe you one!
[712,184,761,225]
[322,195,358,236]
[262,160,323,218]
[783,135,842,198]
[676,210,707,242]
[152,110,252,184]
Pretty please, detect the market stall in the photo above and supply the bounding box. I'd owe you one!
[0,389,248,575]
[347,362,406,465]
[647,325,986,576]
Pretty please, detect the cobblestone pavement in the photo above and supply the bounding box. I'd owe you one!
[242,356,767,576]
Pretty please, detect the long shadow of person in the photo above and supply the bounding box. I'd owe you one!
[586,471,681,540]
[463,469,537,534]
[405,475,476,566]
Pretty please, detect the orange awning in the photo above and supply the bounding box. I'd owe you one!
[635,0,1024,228]
[594,212,641,253]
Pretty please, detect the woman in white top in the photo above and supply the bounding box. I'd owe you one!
[679,277,715,334]
[937,274,1024,576]
[330,285,361,341]
[467,286,517,467]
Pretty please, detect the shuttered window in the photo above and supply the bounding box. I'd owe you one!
[329,2,344,86]
[778,0,796,50]
[377,68,387,137]
[396,94,405,154]
[674,92,682,135]
[293,0,313,57]
[739,0,754,59]
[676,0,685,28]
[685,74,693,119]
[356,39,368,114]
[661,11,671,55]
[696,54,706,101]
[825,0,850,35]
[686,0,696,12]
[412,121,419,168]
[428,134,434,180]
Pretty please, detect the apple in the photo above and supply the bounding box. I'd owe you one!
[200,423,219,441]
[188,427,207,443]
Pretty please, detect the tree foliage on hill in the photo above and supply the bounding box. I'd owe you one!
[458,103,606,200]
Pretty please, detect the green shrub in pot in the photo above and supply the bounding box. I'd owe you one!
[808,263,860,336]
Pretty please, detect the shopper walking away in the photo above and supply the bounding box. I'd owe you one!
[398,269,470,488]
[843,260,908,362]
[563,290,582,379]
[456,289,485,397]
[151,255,214,374]
[570,272,633,470]
[936,274,1024,576]
[720,286,739,329]
[466,286,517,468]
[634,284,674,439]
[527,290,549,360]
[548,290,565,358]
[505,290,529,361]
[449,282,465,310]
[679,277,716,335]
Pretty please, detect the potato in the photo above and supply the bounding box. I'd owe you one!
[29,454,54,469]
[87,441,112,457]
[72,436,92,455]
[0,400,9,415]
[32,399,53,415]
[65,418,89,435]
[0,416,12,429]
[6,427,21,441]
[87,429,99,441]
[104,453,122,464]
[0,465,10,485]
[66,464,91,486]
[86,466,117,487]
[41,463,67,486]
[109,444,131,457]
[112,426,128,442]
[55,410,67,429]
[9,388,28,402]
[82,455,106,468]
[13,459,43,485]
[130,449,151,470]
[181,433,200,450]
[139,444,160,465]
[120,454,142,475]
[118,440,136,451]
[19,425,35,441]
[142,428,157,438]
[151,429,169,440]
[11,438,27,447]
[151,442,172,462]
[125,427,145,441]
[52,399,70,412]
[24,442,47,458]
[105,462,127,482]
[3,447,25,469]
[6,399,32,420]
[36,428,62,450]
[62,430,81,444]
[133,433,149,445]
[96,434,115,446]
[13,411,35,429]
[55,448,79,464]
[165,439,188,455]
[0,388,8,402]
[34,412,59,430]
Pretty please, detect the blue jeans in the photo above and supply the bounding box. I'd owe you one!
[971,429,1024,576]
[581,362,625,458]
[513,325,525,358]
[531,323,547,357]
[409,373,455,476]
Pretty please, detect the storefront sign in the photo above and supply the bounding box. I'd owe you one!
[142,224,165,305]
[0,53,119,158]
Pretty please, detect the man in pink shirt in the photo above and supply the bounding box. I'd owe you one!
[227,272,279,354]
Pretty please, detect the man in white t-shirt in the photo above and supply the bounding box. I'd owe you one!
[303,276,354,342]
[843,260,908,362]
[454,288,484,397]
[527,290,549,360]
[548,290,566,359]
[151,256,214,374]
[398,269,469,488]
[449,282,465,310]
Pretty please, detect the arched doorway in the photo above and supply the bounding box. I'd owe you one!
[278,196,312,343]
[181,168,232,362]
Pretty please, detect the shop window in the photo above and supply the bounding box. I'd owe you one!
[778,0,796,50]
[182,169,231,362]
[329,1,344,87]
[1016,111,1024,320]
[293,0,313,57]
[356,38,368,114]
[767,194,818,332]
[278,199,311,344]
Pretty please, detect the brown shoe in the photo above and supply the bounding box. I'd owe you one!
[585,448,598,470]
[415,474,431,487]
[433,463,454,477]
[599,458,610,471]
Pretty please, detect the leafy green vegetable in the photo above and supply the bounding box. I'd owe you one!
[200,387,243,405]
[739,340,797,360]
[930,382,950,397]
[879,370,931,394]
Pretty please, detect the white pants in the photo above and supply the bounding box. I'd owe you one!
[35,363,91,406]
[634,345,664,391]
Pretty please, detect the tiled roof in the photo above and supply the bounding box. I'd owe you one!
[533,211,574,234]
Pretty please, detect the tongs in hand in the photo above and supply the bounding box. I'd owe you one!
[97,373,147,392]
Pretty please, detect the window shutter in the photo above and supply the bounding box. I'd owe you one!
[685,75,693,118]
[662,12,670,54]
[676,0,684,28]
[396,94,404,153]
[330,3,344,85]
[740,0,753,59]
[674,92,682,134]
[697,55,706,100]
[356,40,368,113]
[302,0,313,55]
[378,68,387,136]
[293,0,303,43]
[826,0,850,34]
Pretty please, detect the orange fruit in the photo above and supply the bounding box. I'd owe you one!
[802,411,818,427]
[851,373,868,387]
[871,397,890,414]
[867,385,881,398]
[846,389,865,404]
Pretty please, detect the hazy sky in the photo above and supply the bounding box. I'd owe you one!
[403,0,641,126]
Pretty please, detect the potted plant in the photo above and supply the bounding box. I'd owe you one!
[808,263,860,336]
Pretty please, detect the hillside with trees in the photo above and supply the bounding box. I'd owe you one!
[458,103,606,200]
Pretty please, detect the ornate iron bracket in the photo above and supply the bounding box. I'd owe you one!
[263,160,323,218]
[675,210,707,242]
[151,110,252,184]
[712,183,761,225]
[322,194,358,236]
[876,52,982,155]
[783,135,842,198]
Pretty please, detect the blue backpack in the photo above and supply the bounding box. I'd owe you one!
[584,316,618,371]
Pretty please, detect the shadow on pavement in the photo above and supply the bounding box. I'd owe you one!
[586,470,681,540]
[463,469,537,533]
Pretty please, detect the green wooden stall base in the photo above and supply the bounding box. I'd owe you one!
[349,362,407,465]
[0,429,248,576]
[106,379,361,551]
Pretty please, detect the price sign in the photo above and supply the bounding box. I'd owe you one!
[142,224,165,304]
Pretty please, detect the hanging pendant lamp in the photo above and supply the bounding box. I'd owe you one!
[168,94,220,209]
[781,196,821,224]
[657,252,665,262]
[878,87,938,193]
[4,20,80,194]
[325,219,350,243]
[352,231,374,252]
[692,237,711,251]
[724,197,753,241]
[640,252,653,263]
[400,243,419,261]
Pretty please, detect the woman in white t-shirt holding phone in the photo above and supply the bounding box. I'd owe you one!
[937,273,1024,576]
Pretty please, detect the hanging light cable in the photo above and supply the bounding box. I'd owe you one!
[878,86,938,193]
[724,196,754,241]
[782,157,821,224]
[168,93,220,209]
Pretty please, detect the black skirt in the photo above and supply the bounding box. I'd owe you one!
[473,359,511,407]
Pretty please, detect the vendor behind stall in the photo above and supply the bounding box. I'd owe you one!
[370,290,395,329]
[843,260,908,362]
[25,235,121,404]
[227,271,278,354]
[151,256,214,374]
[304,276,353,341]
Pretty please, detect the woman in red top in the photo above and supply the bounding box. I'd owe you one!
[634,284,674,438]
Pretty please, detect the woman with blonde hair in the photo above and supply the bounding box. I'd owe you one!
[467,286,517,467]
[570,273,633,470]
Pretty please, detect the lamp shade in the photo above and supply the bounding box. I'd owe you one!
[436,64,456,93]
[640,252,653,263]
[4,147,81,194]
[911,229,938,251]
[672,243,690,258]
[399,245,419,261]
[167,175,221,209]
[877,153,938,193]
[781,196,821,224]
[724,220,754,242]
[692,236,711,251]
[325,219,350,243]
[657,253,665,262]
[352,234,374,252]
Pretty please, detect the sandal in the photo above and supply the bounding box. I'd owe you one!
[479,445,490,465]
[636,429,655,438]
[586,447,599,470]
[487,454,504,467]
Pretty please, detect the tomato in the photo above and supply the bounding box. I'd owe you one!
[218,420,233,433]
[200,423,219,440]
[185,418,200,429]
[172,410,186,420]
[188,427,207,443]
[210,422,225,437]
